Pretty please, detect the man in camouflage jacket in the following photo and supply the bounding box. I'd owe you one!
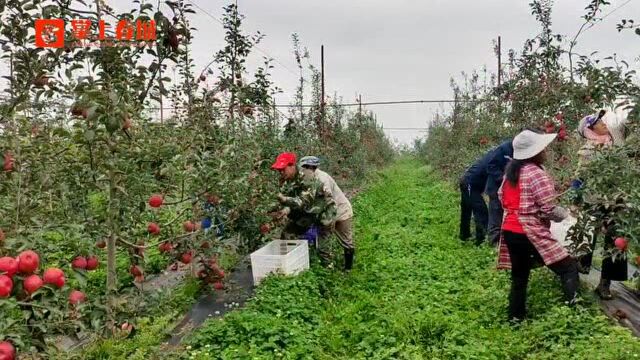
[270,152,338,264]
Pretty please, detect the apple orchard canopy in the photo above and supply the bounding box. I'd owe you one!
[512,130,557,160]
[271,152,297,170]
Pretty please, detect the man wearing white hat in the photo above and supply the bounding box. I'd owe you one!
[298,156,355,271]
[497,130,578,322]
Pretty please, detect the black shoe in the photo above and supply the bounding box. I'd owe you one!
[595,286,613,300]
[596,279,613,300]
[344,249,354,272]
[576,262,590,275]
[475,239,487,246]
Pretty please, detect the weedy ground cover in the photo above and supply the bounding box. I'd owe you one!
[175,158,640,360]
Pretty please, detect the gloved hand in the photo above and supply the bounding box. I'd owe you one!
[550,206,570,222]
[277,193,288,203]
[570,179,584,190]
[302,225,319,245]
[269,207,290,220]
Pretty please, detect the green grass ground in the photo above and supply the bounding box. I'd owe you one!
[122,159,640,359]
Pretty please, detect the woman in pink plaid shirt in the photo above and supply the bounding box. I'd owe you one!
[498,130,579,322]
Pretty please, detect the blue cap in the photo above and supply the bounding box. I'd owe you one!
[571,179,584,190]
[299,156,321,167]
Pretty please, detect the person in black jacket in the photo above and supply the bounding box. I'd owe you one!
[460,140,513,245]
[460,141,513,245]
[485,140,515,245]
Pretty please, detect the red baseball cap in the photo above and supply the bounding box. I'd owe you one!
[271,152,297,170]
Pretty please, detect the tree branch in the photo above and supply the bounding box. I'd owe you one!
[119,229,199,250]
[568,1,605,81]
[17,301,50,309]
[137,58,165,105]
[162,189,209,206]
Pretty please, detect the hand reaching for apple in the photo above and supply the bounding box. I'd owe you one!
[568,205,579,217]
[268,207,290,220]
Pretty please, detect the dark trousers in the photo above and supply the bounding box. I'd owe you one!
[487,192,504,245]
[459,179,488,242]
[579,222,628,281]
[281,221,311,242]
[504,231,579,320]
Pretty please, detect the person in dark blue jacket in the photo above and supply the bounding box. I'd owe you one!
[484,140,514,245]
[460,139,514,245]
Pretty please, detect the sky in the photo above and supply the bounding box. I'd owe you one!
[2,0,640,145]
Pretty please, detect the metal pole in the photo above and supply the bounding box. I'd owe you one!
[497,35,502,88]
[320,45,325,136]
[358,94,362,117]
[321,45,325,110]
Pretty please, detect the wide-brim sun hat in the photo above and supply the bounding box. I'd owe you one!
[512,130,557,160]
[601,109,618,128]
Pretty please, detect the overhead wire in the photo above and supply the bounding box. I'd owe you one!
[184,0,305,115]
[184,0,301,79]
[274,99,493,108]
[0,96,486,110]
[602,0,634,20]
[382,127,429,131]
[584,0,635,33]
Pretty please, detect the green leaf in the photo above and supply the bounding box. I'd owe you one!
[106,117,120,133]
[73,269,88,287]
[81,124,97,140]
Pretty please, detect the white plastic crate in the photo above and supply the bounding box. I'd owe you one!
[250,240,310,285]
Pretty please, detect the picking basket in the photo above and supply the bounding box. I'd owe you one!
[249,240,309,285]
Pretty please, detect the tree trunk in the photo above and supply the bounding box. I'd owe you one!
[106,166,118,328]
